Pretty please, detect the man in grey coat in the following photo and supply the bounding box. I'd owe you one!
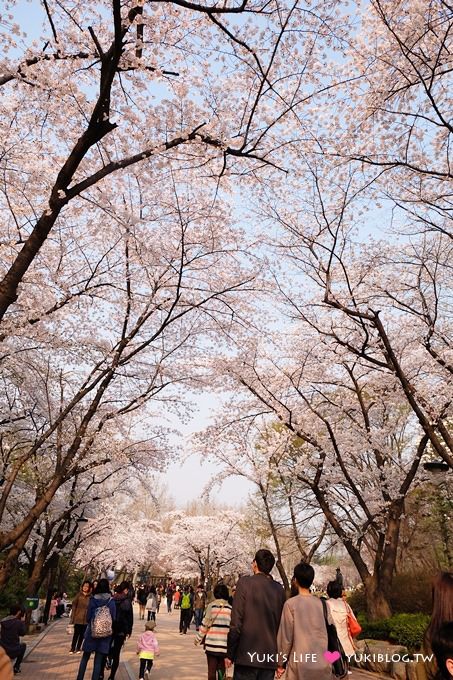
[227,549,286,680]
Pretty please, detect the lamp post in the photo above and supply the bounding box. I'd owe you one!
[423,461,452,568]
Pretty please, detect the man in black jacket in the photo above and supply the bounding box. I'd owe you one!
[0,604,26,675]
[103,582,133,680]
[227,549,285,680]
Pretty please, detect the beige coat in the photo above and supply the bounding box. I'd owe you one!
[326,598,355,657]
[277,594,333,680]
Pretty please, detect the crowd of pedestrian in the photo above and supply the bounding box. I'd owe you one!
[0,556,452,680]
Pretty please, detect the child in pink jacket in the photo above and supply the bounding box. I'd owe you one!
[137,620,159,679]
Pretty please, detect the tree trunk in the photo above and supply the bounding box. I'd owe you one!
[43,553,59,625]
[0,526,33,589]
[364,573,392,620]
[26,551,47,596]
[275,559,290,596]
[260,489,290,594]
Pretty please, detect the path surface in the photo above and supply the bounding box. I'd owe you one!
[20,606,206,680]
[18,605,388,680]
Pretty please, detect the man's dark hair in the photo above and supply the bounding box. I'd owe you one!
[118,581,130,592]
[254,549,275,574]
[327,580,343,599]
[213,583,229,600]
[293,562,315,589]
[94,578,111,594]
[9,604,25,616]
[432,621,453,680]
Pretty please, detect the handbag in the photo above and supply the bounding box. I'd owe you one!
[345,601,362,637]
[321,599,348,679]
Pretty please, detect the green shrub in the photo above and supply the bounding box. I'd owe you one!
[358,613,430,651]
[358,616,391,642]
[387,613,430,651]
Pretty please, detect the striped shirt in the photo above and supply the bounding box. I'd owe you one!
[195,599,232,655]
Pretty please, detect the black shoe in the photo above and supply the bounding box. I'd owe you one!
[13,669,21,675]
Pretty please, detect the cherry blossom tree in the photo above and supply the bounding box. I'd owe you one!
[203,422,329,593]
[201,319,430,618]
[0,0,355,322]
[0,180,257,586]
[285,0,453,467]
[158,510,250,583]
[73,499,162,574]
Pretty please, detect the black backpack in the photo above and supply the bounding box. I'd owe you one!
[321,598,348,679]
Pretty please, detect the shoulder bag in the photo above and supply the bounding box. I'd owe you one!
[321,598,348,679]
[345,601,362,638]
[199,603,225,648]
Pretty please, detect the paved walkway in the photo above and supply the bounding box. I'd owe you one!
[20,606,207,680]
[18,605,388,680]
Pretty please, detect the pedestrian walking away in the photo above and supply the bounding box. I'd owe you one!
[146,587,158,623]
[136,619,160,680]
[276,562,334,680]
[195,583,232,680]
[103,581,134,680]
[179,585,194,635]
[75,578,116,680]
[137,585,148,621]
[227,548,285,680]
[165,585,173,614]
[327,579,358,670]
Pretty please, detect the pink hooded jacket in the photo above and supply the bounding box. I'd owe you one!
[137,631,160,655]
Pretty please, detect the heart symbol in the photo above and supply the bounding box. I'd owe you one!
[324,651,341,664]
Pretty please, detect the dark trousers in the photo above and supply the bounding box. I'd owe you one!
[139,658,153,676]
[206,653,225,680]
[147,611,156,621]
[179,608,192,633]
[105,634,125,680]
[233,666,276,680]
[76,650,105,680]
[166,597,172,613]
[71,623,87,652]
[4,643,26,670]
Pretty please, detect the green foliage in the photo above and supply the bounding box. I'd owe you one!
[387,614,430,651]
[356,614,391,641]
[0,564,28,617]
[358,613,430,651]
